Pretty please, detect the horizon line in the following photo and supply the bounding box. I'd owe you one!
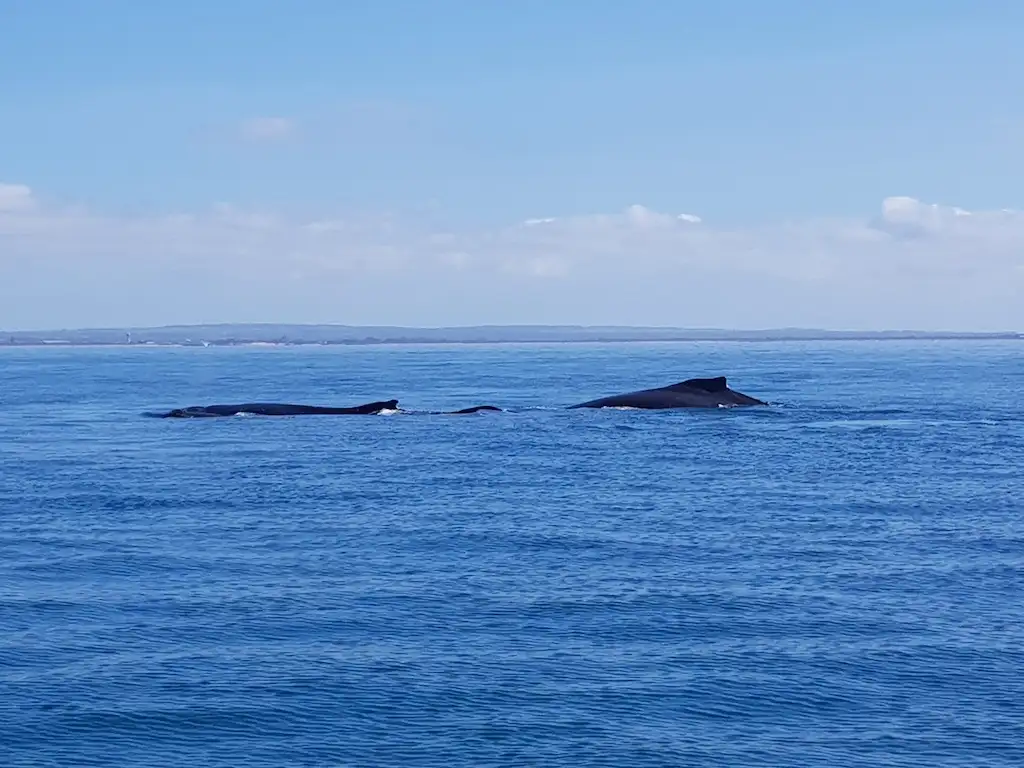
[2,321,1020,343]
[3,321,1023,332]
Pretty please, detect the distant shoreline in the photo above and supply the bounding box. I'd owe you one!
[1,324,1020,347]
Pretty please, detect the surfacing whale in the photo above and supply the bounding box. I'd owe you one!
[153,399,400,418]
[568,376,767,410]
[150,399,504,418]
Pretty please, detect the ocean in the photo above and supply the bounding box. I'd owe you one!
[1,340,1022,767]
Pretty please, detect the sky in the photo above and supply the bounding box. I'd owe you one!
[2,0,1023,331]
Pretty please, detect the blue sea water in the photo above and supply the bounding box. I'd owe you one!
[1,340,1022,767]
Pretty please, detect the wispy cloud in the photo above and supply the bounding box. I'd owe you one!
[228,102,429,148]
[238,116,297,142]
[1,184,1021,330]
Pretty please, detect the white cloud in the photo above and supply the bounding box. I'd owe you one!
[239,116,296,142]
[0,184,1021,331]
[874,195,1020,241]
[0,183,35,212]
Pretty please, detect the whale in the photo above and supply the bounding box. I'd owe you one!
[152,399,401,418]
[567,376,767,410]
[149,399,504,418]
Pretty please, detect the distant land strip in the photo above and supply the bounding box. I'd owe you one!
[1,324,1021,347]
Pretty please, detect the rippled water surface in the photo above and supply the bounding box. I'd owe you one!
[2,341,1023,767]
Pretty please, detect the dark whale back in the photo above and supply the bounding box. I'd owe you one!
[568,376,766,409]
[149,399,504,418]
[155,399,399,418]
[447,405,503,415]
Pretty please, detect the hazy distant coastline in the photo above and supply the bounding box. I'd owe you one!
[1,324,1020,347]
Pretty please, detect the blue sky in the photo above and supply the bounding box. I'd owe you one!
[1,1,1023,330]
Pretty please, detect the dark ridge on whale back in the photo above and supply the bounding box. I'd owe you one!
[670,376,729,393]
[447,405,502,415]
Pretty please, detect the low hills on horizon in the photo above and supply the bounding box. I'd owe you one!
[1,323,1020,346]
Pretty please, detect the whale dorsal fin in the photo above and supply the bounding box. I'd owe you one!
[668,376,728,393]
